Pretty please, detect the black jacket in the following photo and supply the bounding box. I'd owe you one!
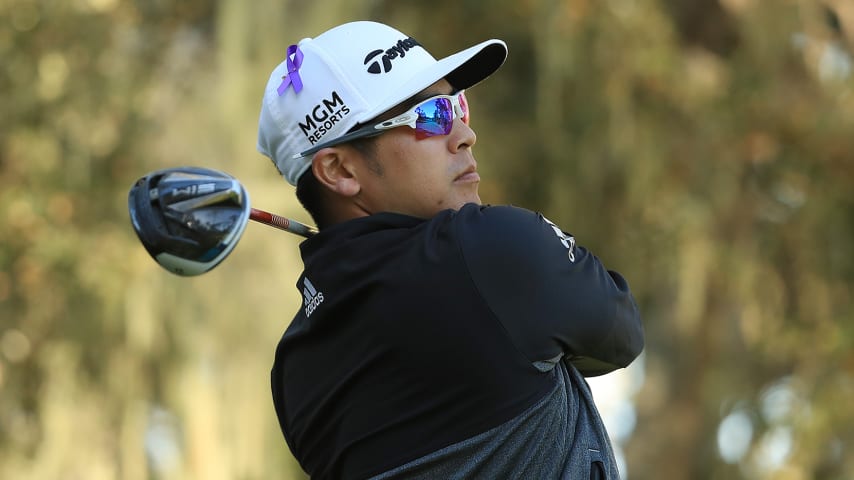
[271,204,644,479]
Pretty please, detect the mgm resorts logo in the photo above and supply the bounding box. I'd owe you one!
[363,37,421,74]
[298,91,351,145]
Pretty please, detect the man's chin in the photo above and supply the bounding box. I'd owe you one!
[453,195,481,210]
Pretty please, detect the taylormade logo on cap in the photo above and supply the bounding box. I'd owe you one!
[363,37,421,74]
[256,21,508,187]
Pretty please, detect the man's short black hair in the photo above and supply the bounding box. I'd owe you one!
[295,167,327,230]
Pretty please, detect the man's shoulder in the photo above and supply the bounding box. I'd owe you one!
[454,203,536,220]
[440,203,557,250]
[441,203,542,234]
[439,203,581,284]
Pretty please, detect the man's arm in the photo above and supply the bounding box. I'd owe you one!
[456,204,643,376]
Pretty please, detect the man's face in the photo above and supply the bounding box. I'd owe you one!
[353,79,481,219]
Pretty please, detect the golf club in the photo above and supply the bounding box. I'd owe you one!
[128,166,316,276]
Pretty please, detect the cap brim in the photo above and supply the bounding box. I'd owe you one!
[355,39,507,124]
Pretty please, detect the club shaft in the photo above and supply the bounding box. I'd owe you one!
[250,208,317,238]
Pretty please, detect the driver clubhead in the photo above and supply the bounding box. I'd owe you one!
[128,167,251,276]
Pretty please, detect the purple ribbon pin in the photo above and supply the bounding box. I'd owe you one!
[277,44,304,95]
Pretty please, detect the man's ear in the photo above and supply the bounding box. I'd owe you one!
[311,148,361,197]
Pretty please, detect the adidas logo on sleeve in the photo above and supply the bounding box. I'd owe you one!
[303,277,325,317]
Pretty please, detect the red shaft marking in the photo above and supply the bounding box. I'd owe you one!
[249,208,316,237]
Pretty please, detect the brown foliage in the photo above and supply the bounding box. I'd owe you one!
[1,1,852,478]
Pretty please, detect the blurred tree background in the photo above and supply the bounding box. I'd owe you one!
[1,0,852,478]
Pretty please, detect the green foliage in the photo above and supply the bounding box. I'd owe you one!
[1,0,852,479]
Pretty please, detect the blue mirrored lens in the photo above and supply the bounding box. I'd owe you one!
[415,97,454,136]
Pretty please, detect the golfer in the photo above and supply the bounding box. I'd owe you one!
[257,21,644,480]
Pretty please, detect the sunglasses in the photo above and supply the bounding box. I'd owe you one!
[294,91,469,159]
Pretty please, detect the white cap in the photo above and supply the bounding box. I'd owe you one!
[257,21,508,186]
